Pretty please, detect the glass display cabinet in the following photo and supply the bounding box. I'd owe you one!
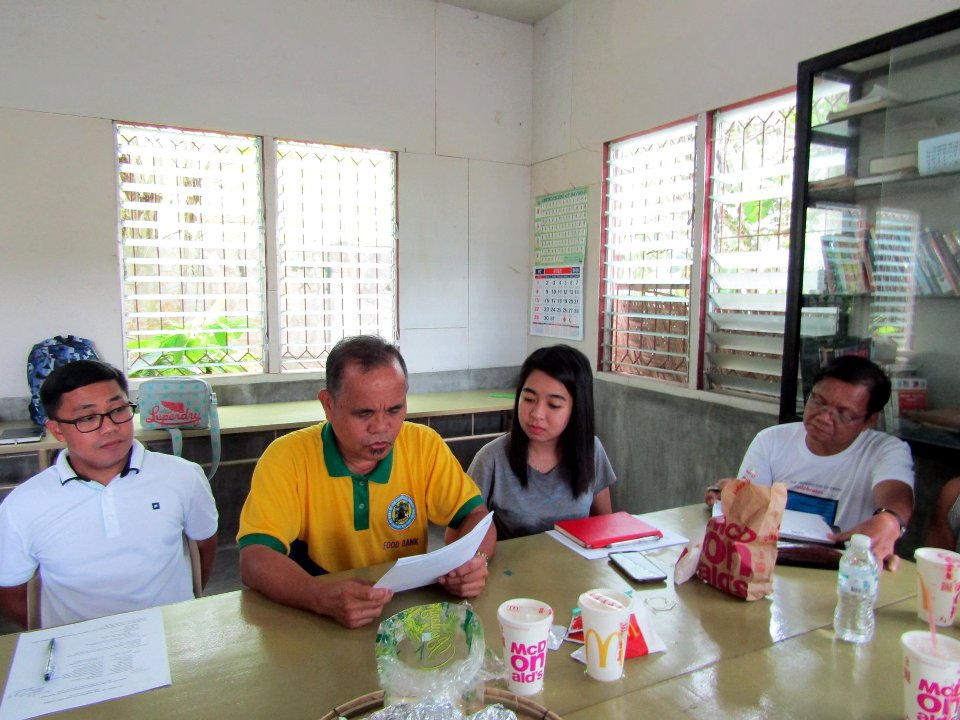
[781,9,960,450]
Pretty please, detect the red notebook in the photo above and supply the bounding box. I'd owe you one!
[553,512,663,549]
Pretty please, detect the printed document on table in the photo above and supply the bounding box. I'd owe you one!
[374,512,494,592]
[0,607,170,720]
[547,515,689,560]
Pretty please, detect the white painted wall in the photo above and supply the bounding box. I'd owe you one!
[531,0,960,367]
[0,0,533,401]
[2,0,957,404]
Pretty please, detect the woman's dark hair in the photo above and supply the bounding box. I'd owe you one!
[40,360,128,420]
[507,345,595,497]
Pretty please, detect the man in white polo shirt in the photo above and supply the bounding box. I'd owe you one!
[0,360,219,629]
[705,355,914,570]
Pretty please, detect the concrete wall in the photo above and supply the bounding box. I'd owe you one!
[595,380,772,514]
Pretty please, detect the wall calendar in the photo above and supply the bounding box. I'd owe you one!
[530,188,587,339]
[530,264,584,340]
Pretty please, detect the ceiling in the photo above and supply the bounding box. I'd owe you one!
[438,0,569,25]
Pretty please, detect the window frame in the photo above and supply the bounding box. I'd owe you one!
[600,88,799,403]
[116,122,399,379]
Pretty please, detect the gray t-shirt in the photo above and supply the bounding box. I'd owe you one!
[467,434,616,540]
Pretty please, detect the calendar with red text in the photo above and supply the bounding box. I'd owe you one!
[530,264,584,340]
[530,188,587,340]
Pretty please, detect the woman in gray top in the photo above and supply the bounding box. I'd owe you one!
[468,345,616,539]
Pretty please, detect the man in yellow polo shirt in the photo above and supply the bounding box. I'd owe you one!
[237,336,496,628]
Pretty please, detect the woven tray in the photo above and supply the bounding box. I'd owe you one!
[317,688,563,720]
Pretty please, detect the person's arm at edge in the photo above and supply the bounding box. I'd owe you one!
[831,479,914,572]
[439,506,496,598]
[239,544,393,629]
[0,584,28,630]
[196,535,218,590]
[926,477,960,551]
[590,488,613,515]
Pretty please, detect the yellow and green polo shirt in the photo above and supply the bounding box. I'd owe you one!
[237,421,484,573]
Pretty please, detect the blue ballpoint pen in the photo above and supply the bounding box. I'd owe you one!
[43,638,56,682]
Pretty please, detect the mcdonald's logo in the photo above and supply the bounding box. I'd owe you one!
[584,628,624,668]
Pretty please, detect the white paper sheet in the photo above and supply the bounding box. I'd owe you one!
[547,516,689,560]
[0,607,171,720]
[715,503,835,545]
[779,509,835,544]
[374,512,494,592]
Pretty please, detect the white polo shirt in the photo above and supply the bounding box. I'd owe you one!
[0,440,218,628]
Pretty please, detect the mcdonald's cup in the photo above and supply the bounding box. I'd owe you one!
[497,598,554,695]
[578,588,632,682]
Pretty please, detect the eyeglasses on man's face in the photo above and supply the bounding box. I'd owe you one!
[804,392,867,425]
[54,403,137,433]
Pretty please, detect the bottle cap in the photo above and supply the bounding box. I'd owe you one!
[850,534,871,549]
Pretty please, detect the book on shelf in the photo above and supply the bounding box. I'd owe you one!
[825,84,902,122]
[809,175,855,193]
[553,512,663,549]
[868,153,918,175]
[821,234,869,294]
[852,168,918,186]
[818,337,871,368]
[917,229,960,296]
[927,230,960,294]
[884,376,928,433]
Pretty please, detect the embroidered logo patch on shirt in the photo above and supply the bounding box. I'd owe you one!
[387,494,416,531]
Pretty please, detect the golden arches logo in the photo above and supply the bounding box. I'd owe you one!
[584,628,624,669]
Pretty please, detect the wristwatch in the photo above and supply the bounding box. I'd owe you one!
[873,507,907,537]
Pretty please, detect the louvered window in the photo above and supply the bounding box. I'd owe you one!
[703,94,796,399]
[117,124,397,377]
[601,122,697,382]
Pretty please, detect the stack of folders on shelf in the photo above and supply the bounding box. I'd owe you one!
[0,427,45,445]
[825,84,902,122]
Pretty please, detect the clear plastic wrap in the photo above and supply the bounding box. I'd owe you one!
[375,602,504,709]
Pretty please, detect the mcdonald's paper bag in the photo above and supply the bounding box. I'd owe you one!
[695,479,787,600]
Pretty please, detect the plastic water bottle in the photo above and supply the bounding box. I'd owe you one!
[833,533,879,643]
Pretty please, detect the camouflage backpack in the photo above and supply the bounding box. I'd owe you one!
[27,336,101,425]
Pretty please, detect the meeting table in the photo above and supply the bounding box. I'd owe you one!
[0,505,933,719]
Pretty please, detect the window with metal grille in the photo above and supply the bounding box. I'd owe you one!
[601,122,697,383]
[117,125,266,376]
[602,89,855,401]
[703,94,796,399]
[117,124,397,377]
[276,141,397,372]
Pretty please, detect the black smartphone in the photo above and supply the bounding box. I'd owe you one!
[609,551,668,583]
